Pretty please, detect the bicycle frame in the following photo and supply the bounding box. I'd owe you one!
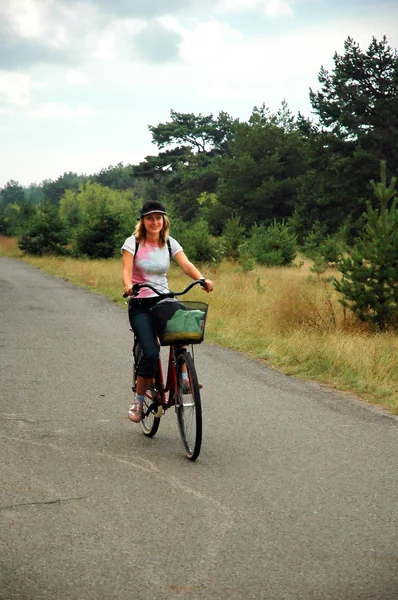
[154,344,180,407]
[133,337,184,414]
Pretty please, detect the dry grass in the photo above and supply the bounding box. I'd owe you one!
[0,236,21,257]
[1,237,397,414]
[168,260,398,414]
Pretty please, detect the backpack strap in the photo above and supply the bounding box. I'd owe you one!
[134,237,172,259]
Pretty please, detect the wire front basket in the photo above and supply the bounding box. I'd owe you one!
[158,301,209,346]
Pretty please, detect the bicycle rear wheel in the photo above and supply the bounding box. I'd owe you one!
[140,384,161,437]
[133,342,161,437]
[175,350,202,461]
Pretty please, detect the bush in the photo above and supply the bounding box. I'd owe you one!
[72,207,122,259]
[170,218,224,264]
[18,202,70,255]
[300,221,327,258]
[242,221,297,266]
[301,223,345,264]
[319,235,345,264]
[222,214,246,259]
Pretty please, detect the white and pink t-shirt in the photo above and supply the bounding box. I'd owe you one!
[121,236,183,298]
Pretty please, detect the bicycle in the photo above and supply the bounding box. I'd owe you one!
[125,279,208,461]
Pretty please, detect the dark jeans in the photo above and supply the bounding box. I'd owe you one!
[128,297,159,379]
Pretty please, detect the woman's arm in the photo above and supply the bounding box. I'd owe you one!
[122,250,134,296]
[173,251,214,292]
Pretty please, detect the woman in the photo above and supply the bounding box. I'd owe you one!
[122,200,214,422]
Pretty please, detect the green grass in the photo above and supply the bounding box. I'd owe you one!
[1,236,397,414]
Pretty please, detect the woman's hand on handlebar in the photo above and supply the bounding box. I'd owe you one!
[201,278,214,293]
[123,283,133,297]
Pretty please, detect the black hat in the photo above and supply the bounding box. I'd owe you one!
[139,200,167,218]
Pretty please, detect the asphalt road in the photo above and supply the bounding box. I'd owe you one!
[1,257,397,600]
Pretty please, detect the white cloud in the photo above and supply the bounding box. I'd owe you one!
[157,15,181,31]
[180,19,243,62]
[92,31,119,61]
[264,0,293,17]
[30,103,94,119]
[1,0,103,67]
[6,0,44,38]
[177,13,398,115]
[0,72,33,106]
[217,0,293,17]
[65,69,90,85]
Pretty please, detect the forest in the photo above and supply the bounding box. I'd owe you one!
[1,35,398,331]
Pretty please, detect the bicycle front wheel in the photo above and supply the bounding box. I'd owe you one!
[175,351,202,461]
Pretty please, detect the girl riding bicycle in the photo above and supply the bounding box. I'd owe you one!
[122,200,214,422]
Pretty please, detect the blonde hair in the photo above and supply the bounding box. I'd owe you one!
[133,214,170,247]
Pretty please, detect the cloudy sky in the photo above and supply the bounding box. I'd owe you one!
[1,0,397,188]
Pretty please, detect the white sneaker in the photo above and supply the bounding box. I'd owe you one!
[128,400,142,422]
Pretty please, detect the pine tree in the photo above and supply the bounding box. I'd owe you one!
[18,201,70,256]
[72,203,121,259]
[334,162,398,329]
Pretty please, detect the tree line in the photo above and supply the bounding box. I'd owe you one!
[1,35,398,329]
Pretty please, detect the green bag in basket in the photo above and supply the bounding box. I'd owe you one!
[149,298,186,334]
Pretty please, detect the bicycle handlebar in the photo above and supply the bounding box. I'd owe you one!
[123,278,206,298]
